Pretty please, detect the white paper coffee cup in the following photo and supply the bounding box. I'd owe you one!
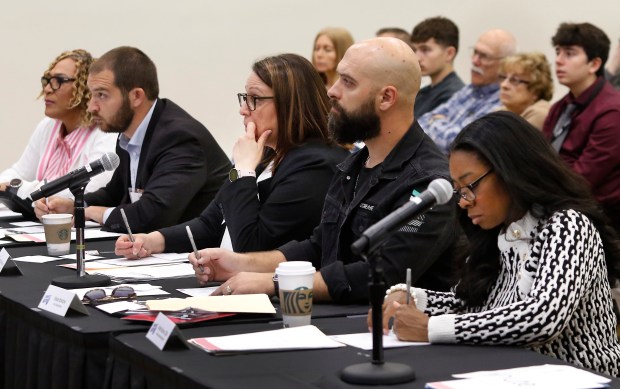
[276,261,315,328]
[42,214,72,256]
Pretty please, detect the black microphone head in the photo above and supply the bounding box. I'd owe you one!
[101,152,120,171]
[428,178,453,205]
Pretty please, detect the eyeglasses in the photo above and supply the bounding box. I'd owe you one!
[471,48,504,64]
[498,74,530,87]
[453,169,493,202]
[41,76,76,91]
[237,93,274,111]
[82,286,136,304]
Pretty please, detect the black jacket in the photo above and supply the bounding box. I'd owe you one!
[85,99,231,232]
[279,122,458,303]
[160,141,349,253]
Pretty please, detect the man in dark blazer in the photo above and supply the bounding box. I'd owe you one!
[35,46,231,232]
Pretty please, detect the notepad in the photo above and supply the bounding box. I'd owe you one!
[189,325,345,354]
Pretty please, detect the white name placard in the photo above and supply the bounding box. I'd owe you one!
[38,284,89,316]
[146,312,188,350]
[0,247,22,276]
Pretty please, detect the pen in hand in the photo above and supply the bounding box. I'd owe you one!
[120,208,134,244]
[406,268,411,305]
[186,225,205,274]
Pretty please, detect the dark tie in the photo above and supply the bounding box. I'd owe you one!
[551,103,577,151]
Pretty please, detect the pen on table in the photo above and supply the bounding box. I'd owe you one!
[120,208,134,243]
[406,268,411,305]
[186,225,204,273]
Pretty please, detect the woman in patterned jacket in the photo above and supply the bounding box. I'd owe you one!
[377,111,620,376]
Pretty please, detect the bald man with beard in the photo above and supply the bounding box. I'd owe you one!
[189,38,459,304]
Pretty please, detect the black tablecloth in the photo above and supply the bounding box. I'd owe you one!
[0,240,369,389]
[104,315,620,389]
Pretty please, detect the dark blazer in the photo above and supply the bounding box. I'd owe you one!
[85,99,231,232]
[160,141,349,253]
[279,122,458,303]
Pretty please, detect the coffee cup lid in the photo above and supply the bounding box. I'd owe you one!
[276,261,315,275]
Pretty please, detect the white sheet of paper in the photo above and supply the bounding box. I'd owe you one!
[92,262,195,280]
[146,294,276,314]
[10,221,42,227]
[13,255,62,263]
[329,331,429,350]
[97,255,187,267]
[0,209,21,218]
[5,226,45,234]
[189,325,345,353]
[151,252,190,261]
[7,228,120,243]
[58,253,103,260]
[177,287,218,297]
[451,364,610,388]
[58,261,123,271]
[94,300,145,314]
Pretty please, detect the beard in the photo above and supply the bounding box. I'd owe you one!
[328,97,380,144]
[95,94,134,133]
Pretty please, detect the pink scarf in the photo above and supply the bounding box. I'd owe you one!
[36,120,95,181]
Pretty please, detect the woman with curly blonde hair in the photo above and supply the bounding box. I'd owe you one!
[0,49,117,201]
[498,52,554,130]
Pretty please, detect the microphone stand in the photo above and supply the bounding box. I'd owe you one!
[51,181,111,288]
[340,244,416,385]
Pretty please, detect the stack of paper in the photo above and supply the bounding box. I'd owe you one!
[425,364,611,389]
[189,325,345,354]
[92,262,195,282]
[145,294,276,314]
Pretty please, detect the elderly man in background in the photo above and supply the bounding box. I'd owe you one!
[418,29,517,152]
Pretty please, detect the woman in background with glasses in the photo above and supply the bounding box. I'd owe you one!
[498,52,553,130]
[116,53,348,257]
[0,49,116,200]
[376,111,620,376]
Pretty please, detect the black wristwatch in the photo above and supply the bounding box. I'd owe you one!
[272,273,279,298]
[7,178,22,195]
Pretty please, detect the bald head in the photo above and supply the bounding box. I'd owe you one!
[341,37,421,107]
[479,29,517,57]
[471,29,517,86]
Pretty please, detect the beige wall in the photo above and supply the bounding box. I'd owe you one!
[1,0,618,169]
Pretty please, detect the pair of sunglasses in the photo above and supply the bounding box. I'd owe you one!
[82,286,136,304]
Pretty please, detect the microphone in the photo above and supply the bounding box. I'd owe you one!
[351,178,453,255]
[30,152,120,201]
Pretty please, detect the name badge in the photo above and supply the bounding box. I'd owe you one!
[0,248,22,276]
[146,312,189,350]
[38,284,89,317]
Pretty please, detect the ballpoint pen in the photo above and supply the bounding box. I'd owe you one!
[120,208,134,242]
[406,268,411,305]
[186,225,205,273]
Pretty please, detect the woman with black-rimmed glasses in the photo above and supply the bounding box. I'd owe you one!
[0,49,117,200]
[376,111,620,376]
[115,53,348,259]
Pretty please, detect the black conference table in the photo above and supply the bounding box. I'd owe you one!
[0,237,369,389]
[0,217,618,389]
[104,315,620,389]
